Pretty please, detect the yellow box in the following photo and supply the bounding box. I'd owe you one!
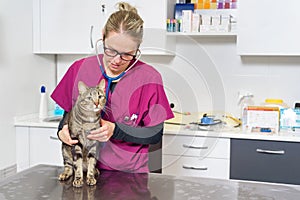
[204,2,210,9]
[197,3,204,9]
[210,2,217,9]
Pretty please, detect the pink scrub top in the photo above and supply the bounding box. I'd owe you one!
[51,55,174,173]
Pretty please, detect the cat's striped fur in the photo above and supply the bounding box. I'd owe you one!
[58,80,106,187]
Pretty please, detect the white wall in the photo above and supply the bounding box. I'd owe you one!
[145,36,300,117]
[57,36,300,120]
[0,0,55,170]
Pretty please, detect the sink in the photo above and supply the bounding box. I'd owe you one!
[43,116,62,122]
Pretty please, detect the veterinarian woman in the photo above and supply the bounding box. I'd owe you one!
[51,2,174,173]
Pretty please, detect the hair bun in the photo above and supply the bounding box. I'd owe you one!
[117,2,138,14]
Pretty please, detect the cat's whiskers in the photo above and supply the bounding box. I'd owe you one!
[101,106,112,118]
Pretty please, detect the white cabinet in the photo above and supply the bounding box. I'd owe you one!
[16,126,63,172]
[29,127,63,167]
[237,0,300,55]
[162,134,230,179]
[163,155,229,178]
[33,0,104,54]
[230,139,300,185]
[16,127,30,172]
[33,0,174,55]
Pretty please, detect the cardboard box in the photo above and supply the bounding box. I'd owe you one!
[221,15,231,25]
[174,3,195,19]
[217,24,230,32]
[199,25,211,32]
[192,13,200,32]
[211,15,221,25]
[280,108,300,130]
[243,106,280,133]
[182,10,193,32]
[201,15,211,25]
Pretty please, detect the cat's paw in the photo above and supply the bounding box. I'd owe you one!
[73,178,84,187]
[58,172,72,181]
[86,176,97,186]
[58,167,73,181]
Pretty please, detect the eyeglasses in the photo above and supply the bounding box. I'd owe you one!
[103,44,138,61]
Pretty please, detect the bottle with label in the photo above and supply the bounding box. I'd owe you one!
[39,85,48,120]
[238,92,254,127]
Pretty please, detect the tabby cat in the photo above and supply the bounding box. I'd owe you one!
[58,80,106,187]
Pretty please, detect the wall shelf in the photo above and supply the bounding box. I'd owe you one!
[140,48,176,56]
[166,32,237,37]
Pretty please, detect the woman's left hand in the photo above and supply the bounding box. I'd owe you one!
[87,119,115,142]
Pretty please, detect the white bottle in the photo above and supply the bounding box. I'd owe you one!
[238,92,254,129]
[39,85,48,120]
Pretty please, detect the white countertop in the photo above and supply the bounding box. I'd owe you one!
[14,113,59,128]
[164,124,300,142]
[164,112,300,142]
[14,113,300,142]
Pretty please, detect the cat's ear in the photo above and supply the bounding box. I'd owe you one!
[98,79,106,91]
[78,81,88,94]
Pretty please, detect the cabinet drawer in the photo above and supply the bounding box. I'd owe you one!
[29,127,63,167]
[230,139,300,185]
[162,155,229,179]
[163,135,230,159]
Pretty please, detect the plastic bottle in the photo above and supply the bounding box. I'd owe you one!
[39,85,48,120]
[54,103,64,116]
[238,92,254,122]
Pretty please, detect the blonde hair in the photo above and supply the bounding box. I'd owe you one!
[103,2,144,45]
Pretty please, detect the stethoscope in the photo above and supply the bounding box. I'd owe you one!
[95,38,141,99]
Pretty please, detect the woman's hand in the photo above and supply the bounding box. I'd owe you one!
[87,119,115,142]
[58,124,78,146]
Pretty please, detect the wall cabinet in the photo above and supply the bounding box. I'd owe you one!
[230,138,300,185]
[16,126,63,172]
[33,0,105,54]
[33,0,174,55]
[162,135,230,179]
[237,0,300,55]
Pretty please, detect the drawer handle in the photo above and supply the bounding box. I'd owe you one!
[182,165,208,171]
[183,144,208,150]
[50,136,59,141]
[256,148,285,155]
